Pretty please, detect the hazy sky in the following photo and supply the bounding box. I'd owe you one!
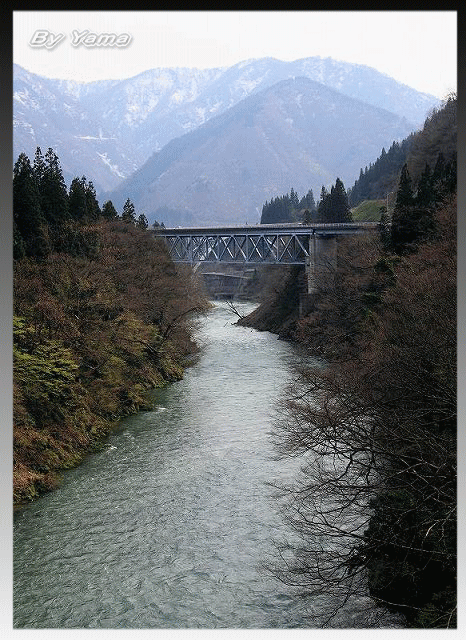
[13,10,457,99]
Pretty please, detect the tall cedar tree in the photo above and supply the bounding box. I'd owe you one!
[137,213,149,229]
[122,198,137,224]
[13,152,50,259]
[39,148,69,228]
[101,200,119,219]
[330,177,352,222]
[318,179,352,223]
[68,177,101,223]
[85,180,101,222]
[317,185,330,222]
[68,177,88,222]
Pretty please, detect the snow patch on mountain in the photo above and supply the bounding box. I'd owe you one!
[97,152,126,178]
[13,57,440,198]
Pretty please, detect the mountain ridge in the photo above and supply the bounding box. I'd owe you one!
[107,75,419,227]
[14,57,440,197]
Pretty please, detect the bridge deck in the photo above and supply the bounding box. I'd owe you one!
[153,222,378,236]
[153,222,378,264]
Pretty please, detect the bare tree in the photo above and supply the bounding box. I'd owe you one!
[266,197,456,628]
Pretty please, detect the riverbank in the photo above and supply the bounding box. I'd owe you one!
[13,219,209,506]
[237,197,456,628]
[13,301,312,628]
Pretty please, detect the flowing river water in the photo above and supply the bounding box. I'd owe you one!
[13,301,401,629]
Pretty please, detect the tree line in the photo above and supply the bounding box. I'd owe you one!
[13,147,208,504]
[260,178,352,225]
[13,146,162,261]
[347,93,457,208]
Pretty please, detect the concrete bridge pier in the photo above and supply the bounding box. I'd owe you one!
[306,234,337,294]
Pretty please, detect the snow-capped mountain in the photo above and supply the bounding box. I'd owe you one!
[13,57,440,199]
[13,65,143,192]
[108,76,418,227]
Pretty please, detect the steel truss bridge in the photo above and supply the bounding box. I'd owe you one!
[152,222,378,265]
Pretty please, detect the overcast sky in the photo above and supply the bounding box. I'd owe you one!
[13,10,457,99]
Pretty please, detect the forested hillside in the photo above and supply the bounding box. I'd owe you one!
[13,148,208,505]
[348,93,456,207]
[347,135,415,206]
[239,95,457,628]
[260,178,352,225]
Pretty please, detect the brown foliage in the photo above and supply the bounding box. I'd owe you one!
[13,219,209,504]
[269,196,456,626]
[293,233,385,358]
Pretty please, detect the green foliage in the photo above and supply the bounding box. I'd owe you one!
[317,178,352,222]
[13,149,209,505]
[260,181,352,225]
[122,198,137,224]
[14,326,78,422]
[68,176,100,223]
[348,135,415,207]
[389,153,455,255]
[260,188,318,224]
[39,148,69,227]
[261,191,296,224]
[350,199,385,222]
[136,213,149,229]
[13,152,50,259]
[101,200,119,219]
[395,164,414,209]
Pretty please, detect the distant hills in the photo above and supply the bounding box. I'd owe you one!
[13,57,440,226]
[108,76,418,226]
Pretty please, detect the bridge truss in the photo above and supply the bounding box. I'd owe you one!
[153,223,377,265]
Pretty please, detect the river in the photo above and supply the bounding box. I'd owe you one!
[13,301,401,629]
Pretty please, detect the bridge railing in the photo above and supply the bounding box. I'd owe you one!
[152,222,378,264]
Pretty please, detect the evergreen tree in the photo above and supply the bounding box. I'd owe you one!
[136,213,149,229]
[122,198,136,224]
[13,152,49,259]
[415,163,433,207]
[68,176,101,223]
[32,147,46,189]
[290,187,299,210]
[85,181,101,222]
[68,177,88,222]
[391,164,434,253]
[317,186,330,222]
[261,193,294,224]
[101,200,119,219]
[307,189,316,212]
[395,164,415,209]
[40,148,69,227]
[331,178,352,222]
[299,189,317,214]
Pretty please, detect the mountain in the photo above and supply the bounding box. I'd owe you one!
[13,57,440,196]
[13,65,143,192]
[107,76,418,227]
